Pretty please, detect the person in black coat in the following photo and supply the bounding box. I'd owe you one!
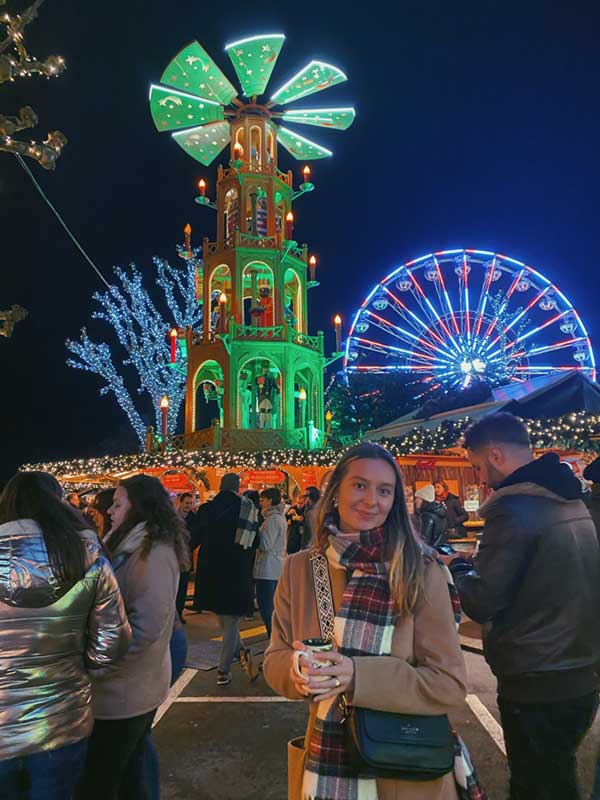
[434,480,468,537]
[414,484,448,546]
[189,473,255,685]
[448,413,600,800]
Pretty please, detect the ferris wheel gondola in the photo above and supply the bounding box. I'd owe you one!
[344,249,596,390]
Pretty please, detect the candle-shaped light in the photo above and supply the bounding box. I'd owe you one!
[298,387,307,402]
[309,255,317,282]
[285,211,294,241]
[169,327,178,363]
[234,142,244,161]
[302,165,311,184]
[160,395,169,440]
[219,291,227,333]
[198,178,206,197]
[184,223,191,251]
[334,314,342,352]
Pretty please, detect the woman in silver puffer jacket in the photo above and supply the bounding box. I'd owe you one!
[0,471,131,799]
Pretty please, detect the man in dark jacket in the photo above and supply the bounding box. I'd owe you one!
[434,479,468,537]
[189,474,256,686]
[449,413,600,800]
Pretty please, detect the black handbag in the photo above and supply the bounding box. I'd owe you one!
[309,550,455,781]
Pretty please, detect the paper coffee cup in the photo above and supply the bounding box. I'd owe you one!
[293,638,334,694]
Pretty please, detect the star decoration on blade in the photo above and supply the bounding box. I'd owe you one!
[149,33,356,166]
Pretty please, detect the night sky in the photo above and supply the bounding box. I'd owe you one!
[2,0,600,486]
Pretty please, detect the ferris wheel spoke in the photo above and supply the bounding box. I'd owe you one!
[504,286,552,335]
[408,271,459,347]
[346,365,433,372]
[382,287,455,351]
[485,310,571,360]
[473,258,497,338]
[460,253,471,341]
[433,257,460,335]
[527,336,587,358]
[354,337,436,363]
[482,269,525,341]
[363,311,455,362]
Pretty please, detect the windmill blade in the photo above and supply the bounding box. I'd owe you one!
[160,41,237,105]
[172,121,231,166]
[276,126,332,160]
[225,33,285,98]
[149,85,224,132]
[281,107,355,130]
[270,61,347,106]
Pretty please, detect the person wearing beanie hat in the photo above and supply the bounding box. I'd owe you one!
[414,484,447,546]
[189,473,257,685]
[415,484,435,504]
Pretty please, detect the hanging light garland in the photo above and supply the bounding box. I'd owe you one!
[21,412,600,481]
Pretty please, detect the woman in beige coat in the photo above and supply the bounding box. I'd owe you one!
[263,443,467,800]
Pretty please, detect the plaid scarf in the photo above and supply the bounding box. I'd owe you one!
[303,525,391,800]
[234,496,258,549]
[302,522,487,800]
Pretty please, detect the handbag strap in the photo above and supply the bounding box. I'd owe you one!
[309,549,336,642]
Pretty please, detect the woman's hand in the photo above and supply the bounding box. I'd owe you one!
[290,641,355,703]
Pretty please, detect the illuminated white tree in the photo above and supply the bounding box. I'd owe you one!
[66,248,202,448]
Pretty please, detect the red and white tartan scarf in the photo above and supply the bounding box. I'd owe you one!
[302,524,487,800]
[303,525,391,800]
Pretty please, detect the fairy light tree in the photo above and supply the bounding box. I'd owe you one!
[66,247,202,448]
[0,0,66,168]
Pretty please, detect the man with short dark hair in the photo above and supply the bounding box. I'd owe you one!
[449,412,600,800]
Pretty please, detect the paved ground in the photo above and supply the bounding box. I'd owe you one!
[153,609,600,799]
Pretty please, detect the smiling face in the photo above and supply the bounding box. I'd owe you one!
[337,458,396,533]
[108,485,132,530]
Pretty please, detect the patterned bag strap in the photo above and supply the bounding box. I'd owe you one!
[308,549,336,642]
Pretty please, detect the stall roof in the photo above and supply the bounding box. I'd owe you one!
[365,372,600,441]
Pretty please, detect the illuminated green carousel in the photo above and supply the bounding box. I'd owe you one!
[149,33,355,452]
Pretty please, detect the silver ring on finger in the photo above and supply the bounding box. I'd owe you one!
[334,678,341,689]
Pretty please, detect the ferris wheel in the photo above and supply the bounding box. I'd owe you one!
[344,249,596,389]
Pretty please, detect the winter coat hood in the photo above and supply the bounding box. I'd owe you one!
[262,503,286,519]
[480,453,583,517]
[0,518,99,609]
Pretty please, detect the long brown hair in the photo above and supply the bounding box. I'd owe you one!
[0,471,88,585]
[104,475,190,570]
[314,443,425,615]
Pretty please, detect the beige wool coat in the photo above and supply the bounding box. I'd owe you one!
[263,549,467,800]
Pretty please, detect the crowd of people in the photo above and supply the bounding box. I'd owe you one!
[2,411,600,799]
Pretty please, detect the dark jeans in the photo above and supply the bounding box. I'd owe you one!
[175,570,189,618]
[498,691,599,800]
[76,709,157,800]
[0,737,88,800]
[255,578,277,640]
